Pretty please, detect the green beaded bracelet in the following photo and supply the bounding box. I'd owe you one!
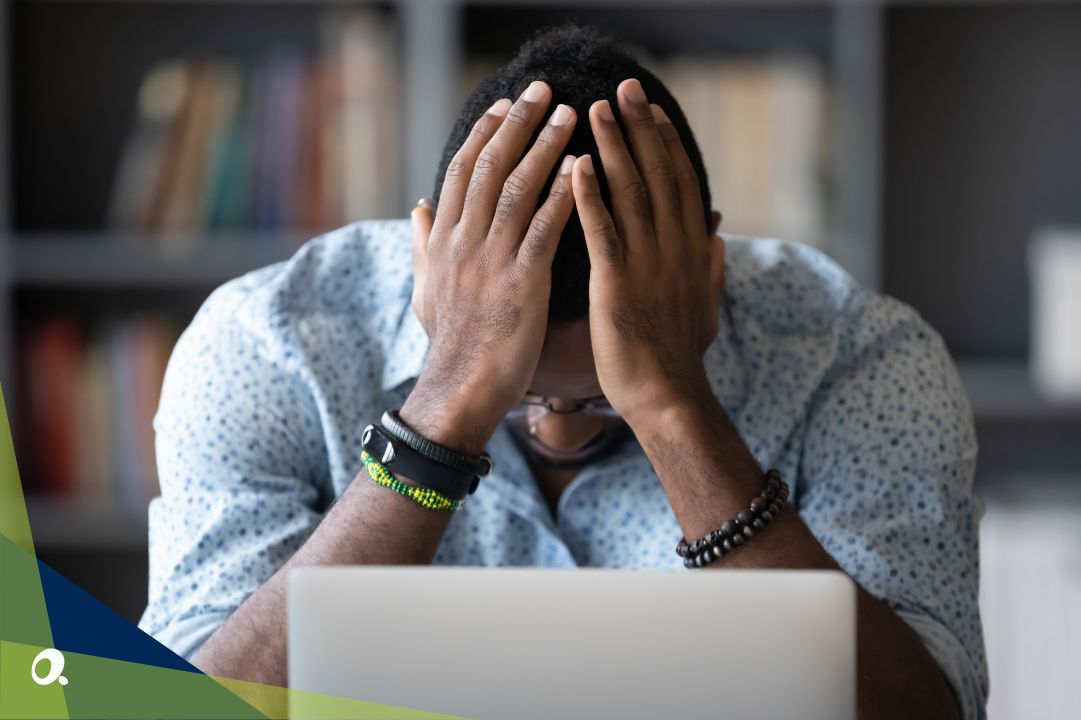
[361,450,464,511]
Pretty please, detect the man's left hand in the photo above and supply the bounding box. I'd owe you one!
[571,78,726,423]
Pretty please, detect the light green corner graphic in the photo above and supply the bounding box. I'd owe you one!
[2,637,465,720]
[0,640,68,719]
[0,385,67,719]
[0,382,468,719]
[0,386,33,554]
[215,675,469,720]
[4,639,265,720]
[0,384,33,551]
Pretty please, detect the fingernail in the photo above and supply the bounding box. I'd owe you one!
[487,98,512,116]
[559,154,575,175]
[650,104,671,124]
[416,197,428,208]
[624,78,646,103]
[550,104,573,126]
[597,100,615,122]
[522,80,547,102]
[581,155,595,176]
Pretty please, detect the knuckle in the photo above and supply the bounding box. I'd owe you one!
[622,179,652,220]
[493,194,516,225]
[677,166,699,189]
[589,218,618,243]
[595,225,623,264]
[464,177,485,206]
[597,224,620,246]
[665,184,681,211]
[631,111,656,130]
[505,102,532,127]
[657,123,680,143]
[446,237,468,266]
[534,123,559,148]
[529,211,555,239]
[521,234,547,261]
[476,246,494,273]
[502,171,531,199]
[548,175,571,200]
[622,178,648,201]
[469,114,497,139]
[474,148,501,176]
[445,157,469,179]
[650,159,676,180]
[662,187,682,222]
[520,229,546,261]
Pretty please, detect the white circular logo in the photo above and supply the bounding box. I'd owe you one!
[31,648,68,686]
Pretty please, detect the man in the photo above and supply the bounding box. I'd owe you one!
[139,24,987,719]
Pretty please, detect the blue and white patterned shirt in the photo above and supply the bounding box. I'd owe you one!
[139,219,988,718]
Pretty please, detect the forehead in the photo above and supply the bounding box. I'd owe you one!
[528,320,602,398]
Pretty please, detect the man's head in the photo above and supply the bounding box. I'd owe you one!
[429,24,721,467]
[434,23,713,325]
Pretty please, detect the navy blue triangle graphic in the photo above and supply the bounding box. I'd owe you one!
[37,556,201,673]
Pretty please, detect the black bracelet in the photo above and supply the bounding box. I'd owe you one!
[676,469,790,569]
[380,409,495,478]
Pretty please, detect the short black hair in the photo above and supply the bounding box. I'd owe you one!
[433,23,712,324]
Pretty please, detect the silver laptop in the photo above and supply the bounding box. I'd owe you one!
[288,567,855,720]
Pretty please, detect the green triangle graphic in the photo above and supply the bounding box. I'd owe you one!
[0,385,68,719]
[0,383,466,719]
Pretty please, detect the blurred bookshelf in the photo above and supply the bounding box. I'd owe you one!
[2,0,1081,627]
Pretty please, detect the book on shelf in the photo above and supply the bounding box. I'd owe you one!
[653,54,830,249]
[107,6,399,255]
[19,315,176,515]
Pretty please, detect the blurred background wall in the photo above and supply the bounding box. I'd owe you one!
[1,1,1079,716]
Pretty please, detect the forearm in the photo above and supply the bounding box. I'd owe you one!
[190,469,454,685]
[628,390,960,720]
[191,394,487,686]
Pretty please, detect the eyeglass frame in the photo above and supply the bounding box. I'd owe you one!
[505,391,621,419]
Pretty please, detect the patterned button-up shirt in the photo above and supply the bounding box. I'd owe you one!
[139,219,988,718]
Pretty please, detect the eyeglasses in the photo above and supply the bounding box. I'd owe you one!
[505,392,620,419]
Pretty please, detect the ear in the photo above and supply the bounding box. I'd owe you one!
[411,198,434,333]
[709,209,722,236]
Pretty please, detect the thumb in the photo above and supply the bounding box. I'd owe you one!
[411,198,434,329]
[411,197,434,246]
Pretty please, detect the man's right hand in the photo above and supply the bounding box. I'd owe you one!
[401,80,578,455]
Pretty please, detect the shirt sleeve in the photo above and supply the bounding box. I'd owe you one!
[137,276,329,662]
[797,290,989,719]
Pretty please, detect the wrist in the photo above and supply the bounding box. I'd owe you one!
[619,370,716,432]
[399,379,502,457]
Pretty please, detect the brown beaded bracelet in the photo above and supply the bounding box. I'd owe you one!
[676,469,790,569]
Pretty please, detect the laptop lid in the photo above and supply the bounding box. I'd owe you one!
[288,566,855,720]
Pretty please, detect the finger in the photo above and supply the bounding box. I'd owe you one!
[490,102,577,247]
[411,198,434,328]
[411,197,434,258]
[588,98,653,250]
[518,154,576,266]
[435,98,512,234]
[616,79,681,229]
[572,154,624,271]
[460,80,552,234]
[711,209,723,235]
[651,103,707,244]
